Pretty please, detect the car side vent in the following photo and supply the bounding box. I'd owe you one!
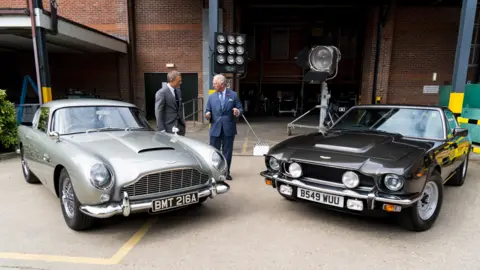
[138,147,175,153]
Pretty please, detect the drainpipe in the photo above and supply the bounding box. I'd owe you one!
[127,0,137,104]
[28,0,43,104]
[371,0,391,104]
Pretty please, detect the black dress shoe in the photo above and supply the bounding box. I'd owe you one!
[226,175,233,180]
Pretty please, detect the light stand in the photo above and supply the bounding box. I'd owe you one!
[287,46,341,136]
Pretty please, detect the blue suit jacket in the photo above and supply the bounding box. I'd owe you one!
[205,89,243,137]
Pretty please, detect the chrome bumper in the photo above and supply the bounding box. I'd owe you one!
[79,179,230,219]
[260,171,423,210]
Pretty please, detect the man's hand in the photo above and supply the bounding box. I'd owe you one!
[205,112,211,120]
[233,108,239,117]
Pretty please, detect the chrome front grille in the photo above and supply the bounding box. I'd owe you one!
[121,168,210,197]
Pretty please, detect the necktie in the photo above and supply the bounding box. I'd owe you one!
[220,92,225,109]
[174,89,179,108]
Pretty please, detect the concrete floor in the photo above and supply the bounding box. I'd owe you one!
[1,155,480,270]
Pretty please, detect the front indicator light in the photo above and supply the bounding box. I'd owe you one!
[383,204,402,212]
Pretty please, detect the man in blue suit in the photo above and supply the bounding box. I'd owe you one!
[205,74,243,180]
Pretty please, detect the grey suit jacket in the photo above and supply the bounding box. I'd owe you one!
[154,85,186,135]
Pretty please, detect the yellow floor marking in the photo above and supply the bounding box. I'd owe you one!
[0,253,112,265]
[0,217,157,265]
[108,217,157,264]
[241,128,250,154]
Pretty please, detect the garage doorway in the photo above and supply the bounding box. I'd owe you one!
[144,73,199,120]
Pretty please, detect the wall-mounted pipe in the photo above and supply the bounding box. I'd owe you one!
[127,0,137,104]
[371,0,391,104]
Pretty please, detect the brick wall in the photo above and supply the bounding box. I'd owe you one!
[40,0,129,40]
[361,5,477,106]
[388,7,461,105]
[133,0,234,111]
[0,0,26,8]
[132,0,203,111]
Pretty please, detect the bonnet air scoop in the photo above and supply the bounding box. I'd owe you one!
[137,147,175,154]
[314,143,374,154]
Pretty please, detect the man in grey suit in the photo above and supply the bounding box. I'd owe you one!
[155,70,186,136]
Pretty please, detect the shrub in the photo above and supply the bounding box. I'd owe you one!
[0,89,18,151]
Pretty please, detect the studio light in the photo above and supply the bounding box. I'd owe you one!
[214,32,247,74]
[304,45,341,82]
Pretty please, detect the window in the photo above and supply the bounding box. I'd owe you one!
[331,107,445,140]
[37,107,49,133]
[270,28,289,60]
[444,110,459,135]
[51,106,153,135]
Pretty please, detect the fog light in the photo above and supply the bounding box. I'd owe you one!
[383,204,402,212]
[279,185,293,196]
[346,199,363,211]
[100,194,110,202]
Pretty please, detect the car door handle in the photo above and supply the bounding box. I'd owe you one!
[43,154,50,162]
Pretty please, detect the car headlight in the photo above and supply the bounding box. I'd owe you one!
[384,174,404,191]
[268,157,280,171]
[287,162,302,178]
[212,151,226,171]
[89,163,113,190]
[342,171,360,188]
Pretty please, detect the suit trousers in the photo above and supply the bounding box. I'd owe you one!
[209,126,234,176]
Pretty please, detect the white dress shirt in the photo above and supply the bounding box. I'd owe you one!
[167,83,176,97]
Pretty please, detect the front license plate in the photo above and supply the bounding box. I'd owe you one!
[152,192,199,212]
[297,187,344,208]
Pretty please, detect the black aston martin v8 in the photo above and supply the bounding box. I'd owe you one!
[260,104,471,231]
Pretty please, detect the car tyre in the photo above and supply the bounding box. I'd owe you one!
[58,168,96,231]
[398,171,443,232]
[20,146,40,184]
[447,151,469,186]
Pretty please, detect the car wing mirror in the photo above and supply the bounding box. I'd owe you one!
[453,127,468,137]
[49,131,60,141]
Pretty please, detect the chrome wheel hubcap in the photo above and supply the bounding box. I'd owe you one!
[417,181,439,221]
[62,178,75,218]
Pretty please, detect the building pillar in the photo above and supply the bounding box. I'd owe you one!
[452,0,477,93]
[208,0,218,87]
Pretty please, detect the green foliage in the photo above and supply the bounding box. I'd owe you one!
[0,89,18,150]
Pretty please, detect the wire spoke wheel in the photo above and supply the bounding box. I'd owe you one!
[62,177,76,219]
[417,181,439,221]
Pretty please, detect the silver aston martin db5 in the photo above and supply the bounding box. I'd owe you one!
[17,99,230,230]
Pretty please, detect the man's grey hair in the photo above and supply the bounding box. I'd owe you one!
[213,74,227,86]
[167,70,181,82]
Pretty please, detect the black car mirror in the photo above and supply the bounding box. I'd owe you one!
[453,127,468,137]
